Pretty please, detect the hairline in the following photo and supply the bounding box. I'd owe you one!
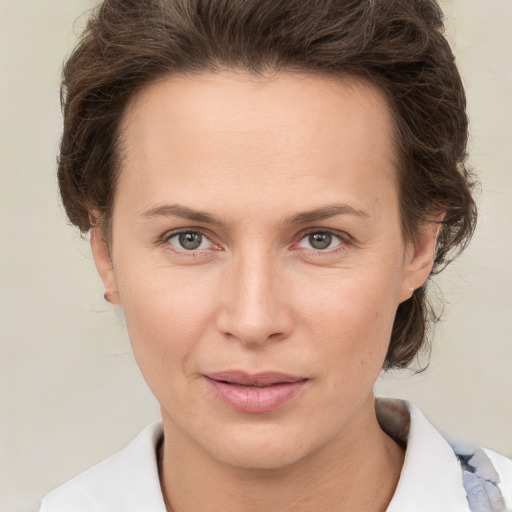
[99,67,411,247]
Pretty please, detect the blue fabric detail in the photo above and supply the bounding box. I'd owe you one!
[452,445,507,512]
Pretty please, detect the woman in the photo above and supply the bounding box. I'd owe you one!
[40,0,511,510]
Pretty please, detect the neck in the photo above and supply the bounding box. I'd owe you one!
[159,394,404,512]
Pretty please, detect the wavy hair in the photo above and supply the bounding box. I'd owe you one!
[58,0,477,368]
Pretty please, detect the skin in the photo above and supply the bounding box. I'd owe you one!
[91,71,440,511]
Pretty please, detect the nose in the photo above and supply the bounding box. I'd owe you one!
[216,250,293,346]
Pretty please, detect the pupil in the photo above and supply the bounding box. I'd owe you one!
[309,232,331,250]
[179,232,202,250]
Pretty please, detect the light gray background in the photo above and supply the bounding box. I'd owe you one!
[0,1,510,511]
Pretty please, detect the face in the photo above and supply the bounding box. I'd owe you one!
[92,71,437,469]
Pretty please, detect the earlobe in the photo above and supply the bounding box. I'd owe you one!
[89,226,121,306]
[399,220,442,303]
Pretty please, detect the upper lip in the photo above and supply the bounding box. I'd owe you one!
[205,371,307,387]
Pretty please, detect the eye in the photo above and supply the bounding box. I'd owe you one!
[296,230,343,251]
[166,230,214,252]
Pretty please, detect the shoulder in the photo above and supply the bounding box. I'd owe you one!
[483,447,512,488]
[478,447,512,507]
[377,398,512,511]
[39,421,167,512]
[450,446,512,511]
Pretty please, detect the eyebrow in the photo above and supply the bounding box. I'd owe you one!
[288,203,369,224]
[140,202,369,226]
[141,204,226,226]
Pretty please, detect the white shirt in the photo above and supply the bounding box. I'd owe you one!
[40,399,512,512]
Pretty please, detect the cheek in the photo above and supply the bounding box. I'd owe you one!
[114,245,403,403]
[298,266,401,376]
[115,264,218,385]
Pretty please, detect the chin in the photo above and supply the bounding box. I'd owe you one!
[200,422,320,471]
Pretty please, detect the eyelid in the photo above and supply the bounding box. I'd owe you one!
[293,228,351,253]
[161,227,220,254]
[159,226,351,256]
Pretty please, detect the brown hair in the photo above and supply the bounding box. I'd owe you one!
[59,0,477,369]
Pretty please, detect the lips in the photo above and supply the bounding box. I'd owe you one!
[204,371,308,413]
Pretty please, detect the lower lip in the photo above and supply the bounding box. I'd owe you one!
[205,378,308,413]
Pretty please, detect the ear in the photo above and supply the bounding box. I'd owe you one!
[90,225,121,306]
[399,219,442,303]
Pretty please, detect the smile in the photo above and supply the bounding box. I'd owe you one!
[204,371,308,413]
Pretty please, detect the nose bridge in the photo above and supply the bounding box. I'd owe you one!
[219,247,291,345]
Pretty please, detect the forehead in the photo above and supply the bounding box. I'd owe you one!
[116,71,398,223]
[121,70,395,155]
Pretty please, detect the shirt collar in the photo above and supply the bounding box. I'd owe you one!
[43,401,472,511]
[41,421,167,511]
[377,398,471,512]
[120,400,472,511]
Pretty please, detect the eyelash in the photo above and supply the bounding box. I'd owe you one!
[296,228,349,254]
[162,228,219,255]
[161,228,350,256]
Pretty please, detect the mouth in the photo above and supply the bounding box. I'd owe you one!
[204,371,308,413]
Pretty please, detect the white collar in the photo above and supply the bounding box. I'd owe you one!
[40,420,167,511]
[41,399,473,511]
[377,398,471,511]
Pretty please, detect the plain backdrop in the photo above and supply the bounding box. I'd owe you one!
[0,1,510,511]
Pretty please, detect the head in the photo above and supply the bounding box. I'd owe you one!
[58,0,476,467]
